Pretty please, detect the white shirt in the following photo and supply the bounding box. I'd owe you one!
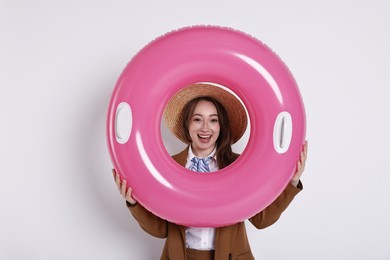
[185,145,218,172]
[185,146,217,250]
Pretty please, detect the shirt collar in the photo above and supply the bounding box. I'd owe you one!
[188,145,217,160]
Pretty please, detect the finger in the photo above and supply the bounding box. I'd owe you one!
[115,172,121,189]
[115,173,121,188]
[297,159,302,171]
[126,187,137,204]
[121,179,127,197]
[126,187,133,201]
[303,141,308,156]
[295,160,303,178]
[126,187,132,196]
[300,150,306,165]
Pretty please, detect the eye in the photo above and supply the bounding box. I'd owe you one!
[210,117,219,123]
[193,117,202,122]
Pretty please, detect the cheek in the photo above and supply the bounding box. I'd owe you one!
[188,123,198,138]
[213,125,221,136]
[188,122,197,132]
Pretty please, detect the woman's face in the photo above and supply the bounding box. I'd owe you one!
[188,100,220,157]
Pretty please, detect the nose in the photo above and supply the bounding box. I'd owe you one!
[201,121,210,131]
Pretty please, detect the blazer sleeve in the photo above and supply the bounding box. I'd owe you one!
[126,148,187,239]
[249,181,303,229]
[127,202,169,238]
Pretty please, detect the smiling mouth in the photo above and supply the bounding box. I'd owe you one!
[198,134,211,140]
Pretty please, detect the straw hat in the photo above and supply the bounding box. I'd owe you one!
[163,83,248,144]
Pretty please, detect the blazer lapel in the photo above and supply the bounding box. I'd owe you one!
[172,147,189,167]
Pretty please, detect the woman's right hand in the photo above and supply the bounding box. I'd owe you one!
[112,169,137,205]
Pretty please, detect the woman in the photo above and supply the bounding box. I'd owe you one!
[114,84,308,259]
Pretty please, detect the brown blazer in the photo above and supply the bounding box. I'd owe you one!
[128,148,302,260]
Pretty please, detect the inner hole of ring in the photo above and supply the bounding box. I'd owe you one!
[160,82,251,171]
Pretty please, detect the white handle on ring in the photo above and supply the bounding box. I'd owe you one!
[273,111,292,154]
[115,102,132,144]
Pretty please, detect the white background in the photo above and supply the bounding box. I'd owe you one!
[1,0,389,259]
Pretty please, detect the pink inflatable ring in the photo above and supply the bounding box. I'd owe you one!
[107,26,306,227]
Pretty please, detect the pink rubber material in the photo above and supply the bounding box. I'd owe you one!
[107,26,306,227]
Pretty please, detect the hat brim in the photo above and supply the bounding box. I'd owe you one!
[163,83,248,144]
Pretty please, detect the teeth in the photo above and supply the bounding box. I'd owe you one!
[199,135,211,139]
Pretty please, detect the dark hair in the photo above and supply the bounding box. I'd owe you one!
[181,96,237,169]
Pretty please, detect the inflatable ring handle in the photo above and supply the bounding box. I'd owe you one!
[273,111,293,154]
[115,102,132,144]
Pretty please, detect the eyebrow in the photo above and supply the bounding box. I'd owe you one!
[193,113,219,117]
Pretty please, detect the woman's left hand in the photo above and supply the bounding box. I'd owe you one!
[291,141,308,187]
